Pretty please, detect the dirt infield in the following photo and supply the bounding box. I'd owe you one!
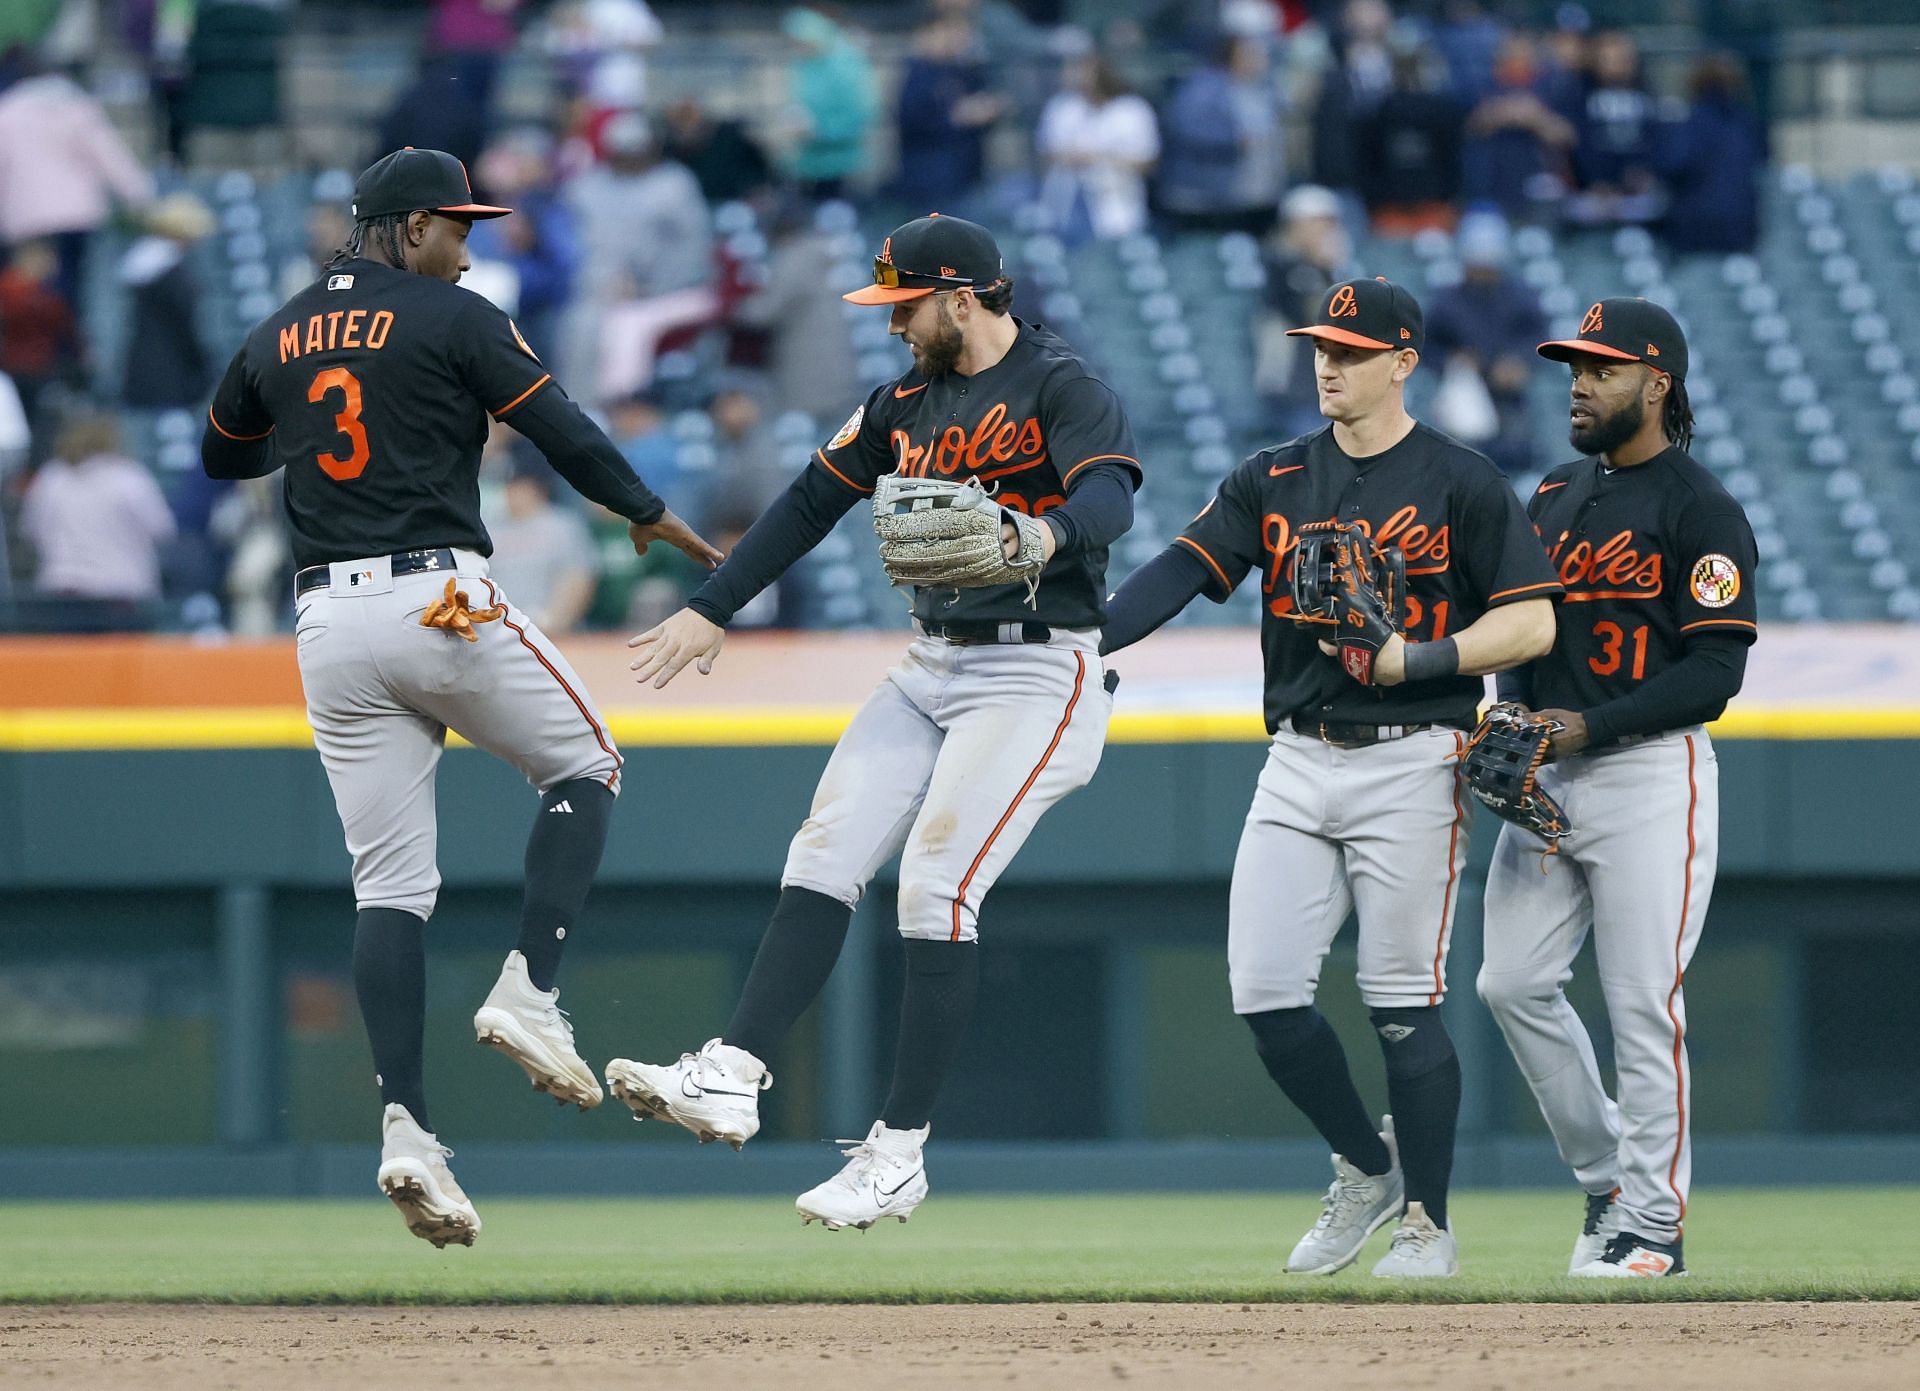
[4,1302,1916,1391]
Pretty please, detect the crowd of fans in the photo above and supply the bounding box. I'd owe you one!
[0,0,1773,636]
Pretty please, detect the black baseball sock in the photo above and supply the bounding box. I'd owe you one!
[880,938,979,1130]
[353,907,429,1130]
[722,887,853,1061]
[1372,1006,1461,1229]
[517,778,615,991]
[1243,1007,1393,1175]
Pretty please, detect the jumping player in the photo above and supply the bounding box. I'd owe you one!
[200,148,719,1247]
[603,214,1139,1230]
[1102,278,1560,1276]
[1477,299,1757,1277]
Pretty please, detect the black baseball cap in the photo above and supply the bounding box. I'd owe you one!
[351,147,511,222]
[1286,277,1424,353]
[1538,297,1688,380]
[844,213,1004,305]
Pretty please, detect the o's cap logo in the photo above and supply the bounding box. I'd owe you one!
[1581,302,1605,333]
[1691,553,1741,607]
[1329,286,1359,318]
[828,403,865,451]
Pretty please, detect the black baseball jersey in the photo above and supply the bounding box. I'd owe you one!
[1523,446,1758,718]
[1177,423,1562,730]
[815,318,1141,627]
[208,257,561,569]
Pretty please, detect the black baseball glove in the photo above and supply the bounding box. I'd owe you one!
[1290,520,1405,685]
[1463,703,1572,850]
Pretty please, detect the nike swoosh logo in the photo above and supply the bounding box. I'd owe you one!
[872,1168,923,1207]
[1269,464,1305,477]
[1536,480,1570,493]
[680,1075,753,1100]
[894,383,927,399]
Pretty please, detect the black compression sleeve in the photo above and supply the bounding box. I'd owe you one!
[1041,462,1137,557]
[200,424,275,480]
[508,386,665,525]
[1100,544,1212,655]
[687,465,862,627]
[1581,634,1749,747]
[1495,666,1536,707]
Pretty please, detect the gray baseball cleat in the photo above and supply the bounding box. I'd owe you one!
[1570,1188,1622,1274]
[376,1104,480,1249]
[1372,1201,1459,1277]
[1286,1116,1403,1274]
[474,951,603,1110]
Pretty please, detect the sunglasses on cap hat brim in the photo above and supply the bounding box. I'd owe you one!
[843,256,975,305]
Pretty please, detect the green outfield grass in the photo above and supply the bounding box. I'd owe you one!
[2,1187,1915,1305]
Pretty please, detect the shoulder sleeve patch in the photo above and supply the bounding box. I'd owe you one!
[509,319,540,362]
[1690,553,1742,608]
[828,403,864,452]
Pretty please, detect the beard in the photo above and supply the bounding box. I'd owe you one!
[1570,393,1645,456]
[909,302,965,376]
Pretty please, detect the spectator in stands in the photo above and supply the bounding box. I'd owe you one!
[376,55,491,171]
[1430,0,1507,105]
[542,0,664,139]
[704,387,784,519]
[1355,41,1465,234]
[1036,49,1160,242]
[1561,29,1670,228]
[609,391,679,492]
[0,56,153,306]
[894,14,1003,214]
[118,194,215,413]
[0,241,85,443]
[1307,0,1396,200]
[1461,33,1577,222]
[20,412,174,632]
[731,200,859,422]
[569,111,716,403]
[1424,211,1545,476]
[1158,34,1284,236]
[1657,52,1767,256]
[469,129,580,359]
[662,97,775,207]
[427,0,527,138]
[482,452,597,637]
[1256,183,1350,440]
[780,6,878,200]
[180,0,289,170]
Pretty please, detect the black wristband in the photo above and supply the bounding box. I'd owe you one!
[1400,636,1460,683]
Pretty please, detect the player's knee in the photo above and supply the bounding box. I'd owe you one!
[1369,1006,1456,1081]
[895,876,963,941]
[1475,964,1548,1016]
[1242,1006,1328,1071]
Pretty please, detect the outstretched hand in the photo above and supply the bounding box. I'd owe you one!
[628,607,726,689]
[629,510,724,570]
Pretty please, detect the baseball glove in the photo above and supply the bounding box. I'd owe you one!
[1290,520,1406,684]
[872,474,1049,602]
[418,578,504,642]
[1463,703,1572,852]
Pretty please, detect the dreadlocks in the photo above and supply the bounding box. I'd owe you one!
[325,212,411,271]
[1662,377,1694,454]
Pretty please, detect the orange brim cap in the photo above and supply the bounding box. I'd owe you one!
[436,202,513,219]
[843,284,938,305]
[1285,324,1397,350]
[1536,338,1643,363]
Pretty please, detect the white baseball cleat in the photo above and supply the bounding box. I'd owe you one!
[796,1121,930,1231]
[1287,1116,1403,1274]
[474,950,603,1110]
[1570,1188,1622,1274]
[376,1104,480,1249]
[1371,1201,1459,1278]
[604,1038,770,1149]
[1573,1231,1687,1278]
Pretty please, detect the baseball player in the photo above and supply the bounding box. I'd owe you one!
[199,148,719,1247]
[602,214,1140,1230]
[1102,278,1561,1276]
[1476,299,1757,1277]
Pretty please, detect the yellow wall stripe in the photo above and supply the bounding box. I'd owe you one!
[1,704,1918,751]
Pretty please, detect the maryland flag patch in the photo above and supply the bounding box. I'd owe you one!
[828,404,864,451]
[1690,553,1741,608]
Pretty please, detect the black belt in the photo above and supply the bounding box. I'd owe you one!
[1290,713,1472,748]
[921,619,1053,645]
[295,548,459,596]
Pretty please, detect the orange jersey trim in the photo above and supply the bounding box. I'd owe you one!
[1429,732,1467,1005]
[1560,590,1662,603]
[482,579,622,790]
[951,651,1087,941]
[1174,536,1232,592]
[813,448,875,495]
[1665,733,1699,1229]
[491,373,552,418]
[1062,452,1139,485]
[207,406,273,442]
[1486,581,1562,603]
[1680,618,1757,633]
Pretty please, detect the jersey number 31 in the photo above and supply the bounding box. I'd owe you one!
[307,367,370,481]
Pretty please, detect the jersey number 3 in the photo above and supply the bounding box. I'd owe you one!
[307,367,370,481]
